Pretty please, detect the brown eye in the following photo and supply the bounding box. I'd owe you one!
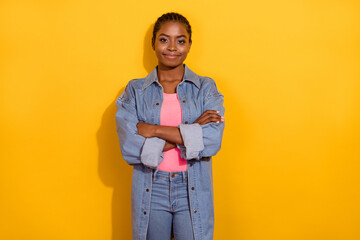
[159,38,167,42]
[178,40,186,44]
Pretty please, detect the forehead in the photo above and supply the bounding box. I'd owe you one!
[157,21,189,37]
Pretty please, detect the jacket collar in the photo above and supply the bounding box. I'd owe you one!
[142,64,200,90]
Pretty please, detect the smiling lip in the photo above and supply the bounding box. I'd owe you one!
[163,54,180,59]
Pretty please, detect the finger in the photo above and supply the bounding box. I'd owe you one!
[199,114,223,125]
[196,112,219,123]
[198,110,219,119]
[194,110,222,125]
[204,113,222,122]
[203,110,219,114]
[195,114,218,124]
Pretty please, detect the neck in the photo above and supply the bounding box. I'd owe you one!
[157,63,185,82]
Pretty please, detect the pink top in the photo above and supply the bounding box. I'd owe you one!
[157,93,188,172]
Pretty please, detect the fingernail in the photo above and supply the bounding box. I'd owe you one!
[216,111,220,113]
[216,121,219,123]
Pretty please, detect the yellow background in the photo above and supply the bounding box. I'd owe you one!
[1,0,359,239]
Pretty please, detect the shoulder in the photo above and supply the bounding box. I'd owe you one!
[184,65,219,93]
[198,75,216,87]
[126,78,146,90]
[123,77,148,96]
[117,78,145,104]
[197,75,222,97]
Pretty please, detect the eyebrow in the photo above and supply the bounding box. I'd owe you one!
[158,33,187,38]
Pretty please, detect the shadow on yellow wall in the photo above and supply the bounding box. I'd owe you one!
[97,23,157,239]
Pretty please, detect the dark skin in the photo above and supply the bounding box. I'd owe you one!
[137,21,224,151]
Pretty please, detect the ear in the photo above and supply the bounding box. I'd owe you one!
[188,41,192,51]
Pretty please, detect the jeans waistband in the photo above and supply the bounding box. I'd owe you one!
[152,169,188,183]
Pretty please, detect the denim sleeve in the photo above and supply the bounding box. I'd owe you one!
[178,78,225,160]
[140,137,166,168]
[178,123,204,160]
[115,82,165,166]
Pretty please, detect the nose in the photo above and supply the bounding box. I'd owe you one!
[167,40,177,51]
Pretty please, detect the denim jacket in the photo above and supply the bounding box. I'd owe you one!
[115,64,225,240]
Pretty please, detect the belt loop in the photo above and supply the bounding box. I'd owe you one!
[153,169,159,182]
[182,171,185,184]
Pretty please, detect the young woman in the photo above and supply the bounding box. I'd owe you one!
[115,12,225,240]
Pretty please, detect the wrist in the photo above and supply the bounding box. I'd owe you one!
[152,125,160,138]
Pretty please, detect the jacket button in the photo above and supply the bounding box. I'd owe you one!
[191,187,195,190]
[156,103,159,106]
[193,210,197,213]
[182,100,186,103]
[189,163,193,167]
[171,173,175,178]
[146,188,149,192]
[144,211,147,215]
[185,121,188,124]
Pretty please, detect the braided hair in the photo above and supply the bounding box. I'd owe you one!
[152,12,192,49]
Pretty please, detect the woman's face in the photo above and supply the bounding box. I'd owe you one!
[153,21,192,69]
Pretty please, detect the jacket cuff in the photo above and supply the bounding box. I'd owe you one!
[178,123,205,160]
[140,137,165,168]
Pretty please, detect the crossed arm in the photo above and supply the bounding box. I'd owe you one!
[136,110,224,151]
[116,78,225,166]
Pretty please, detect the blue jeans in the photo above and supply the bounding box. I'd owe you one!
[147,170,195,240]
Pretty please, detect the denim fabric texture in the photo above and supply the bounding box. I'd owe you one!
[115,64,225,240]
[141,137,166,169]
[147,170,194,240]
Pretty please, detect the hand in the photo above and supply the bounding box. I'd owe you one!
[193,110,224,125]
[163,141,177,151]
[137,122,157,138]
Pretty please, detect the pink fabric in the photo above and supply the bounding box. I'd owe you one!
[158,93,188,172]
